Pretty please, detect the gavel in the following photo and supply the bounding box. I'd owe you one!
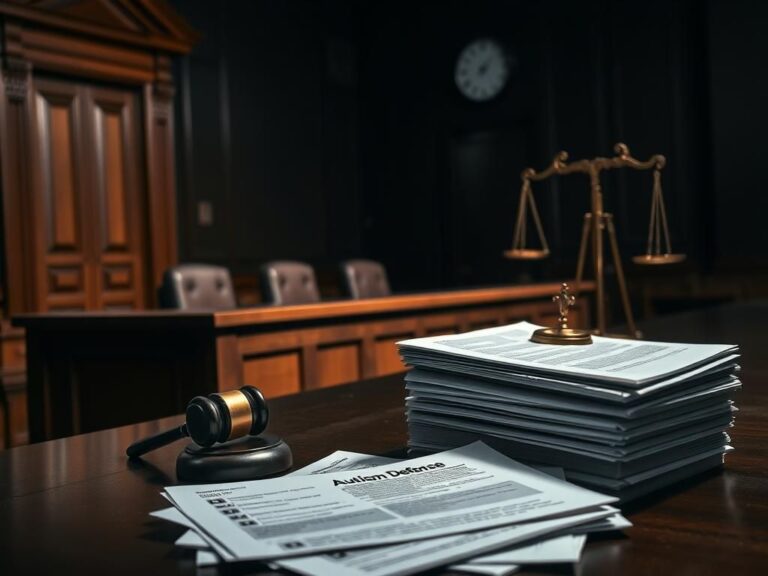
[126,386,269,459]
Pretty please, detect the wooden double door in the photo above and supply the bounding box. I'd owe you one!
[29,78,146,311]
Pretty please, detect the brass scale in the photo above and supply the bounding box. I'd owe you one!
[504,143,685,345]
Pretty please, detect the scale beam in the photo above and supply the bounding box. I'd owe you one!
[504,142,685,338]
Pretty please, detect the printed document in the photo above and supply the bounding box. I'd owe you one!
[398,321,738,387]
[156,450,628,575]
[164,442,616,560]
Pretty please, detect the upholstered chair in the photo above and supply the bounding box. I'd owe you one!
[158,264,237,310]
[260,261,321,305]
[339,259,391,299]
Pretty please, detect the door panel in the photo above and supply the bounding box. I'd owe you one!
[31,79,88,310]
[47,105,79,249]
[29,78,146,311]
[86,87,145,309]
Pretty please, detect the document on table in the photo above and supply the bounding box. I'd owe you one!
[279,455,614,576]
[289,451,398,476]
[155,449,630,575]
[398,321,738,388]
[163,442,617,561]
[450,534,586,574]
[276,508,612,576]
[405,369,741,417]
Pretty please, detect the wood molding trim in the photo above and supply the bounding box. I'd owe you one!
[0,1,197,55]
[0,48,34,315]
[214,281,595,328]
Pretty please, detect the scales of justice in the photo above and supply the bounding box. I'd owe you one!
[505,143,685,341]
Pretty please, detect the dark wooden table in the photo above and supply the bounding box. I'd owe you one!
[1,303,767,575]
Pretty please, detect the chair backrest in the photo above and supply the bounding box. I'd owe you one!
[260,261,320,305]
[340,259,391,299]
[159,264,236,310]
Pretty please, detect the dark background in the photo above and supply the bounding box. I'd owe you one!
[169,0,768,314]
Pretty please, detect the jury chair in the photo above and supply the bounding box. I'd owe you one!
[158,264,237,310]
[339,259,391,299]
[260,261,321,305]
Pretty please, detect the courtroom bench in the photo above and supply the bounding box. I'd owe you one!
[13,282,593,442]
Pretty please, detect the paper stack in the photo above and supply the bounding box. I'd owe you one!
[399,321,740,500]
[151,443,632,575]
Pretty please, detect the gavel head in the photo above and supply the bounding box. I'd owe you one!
[185,386,269,447]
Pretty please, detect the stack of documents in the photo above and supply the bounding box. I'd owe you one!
[151,443,632,575]
[398,321,740,500]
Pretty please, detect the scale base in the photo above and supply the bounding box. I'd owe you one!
[530,327,593,346]
[176,433,292,483]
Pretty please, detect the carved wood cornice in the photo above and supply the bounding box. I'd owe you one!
[152,53,174,104]
[2,59,30,101]
[0,22,180,87]
[0,0,197,54]
[1,21,30,101]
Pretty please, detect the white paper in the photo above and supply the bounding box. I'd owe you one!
[175,530,208,549]
[167,452,403,555]
[278,455,617,576]
[406,364,740,411]
[450,563,520,575]
[289,451,398,476]
[195,550,220,567]
[150,506,194,528]
[405,378,738,429]
[467,534,586,564]
[571,513,633,533]
[152,450,626,575]
[164,442,616,560]
[406,397,732,442]
[169,453,566,556]
[179,506,628,570]
[278,508,613,576]
[408,412,731,459]
[398,321,738,388]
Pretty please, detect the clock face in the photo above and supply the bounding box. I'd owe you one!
[455,38,509,102]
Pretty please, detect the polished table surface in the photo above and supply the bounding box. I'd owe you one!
[1,302,767,575]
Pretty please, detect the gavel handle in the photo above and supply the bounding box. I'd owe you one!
[126,424,189,459]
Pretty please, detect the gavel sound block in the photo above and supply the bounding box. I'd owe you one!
[126,386,292,482]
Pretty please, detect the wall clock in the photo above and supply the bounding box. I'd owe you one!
[454,38,509,102]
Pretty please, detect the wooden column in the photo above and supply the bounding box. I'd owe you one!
[144,55,179,298]
[0,25,35,316]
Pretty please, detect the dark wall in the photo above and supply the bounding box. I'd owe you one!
[171,0,362,279]
[170,0,766,297]
[708,0,768,268]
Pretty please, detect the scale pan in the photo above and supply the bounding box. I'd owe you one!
[632,253,686,265]
[504,248,550,260]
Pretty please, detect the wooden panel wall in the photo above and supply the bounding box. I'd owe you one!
[29,79,146,311]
